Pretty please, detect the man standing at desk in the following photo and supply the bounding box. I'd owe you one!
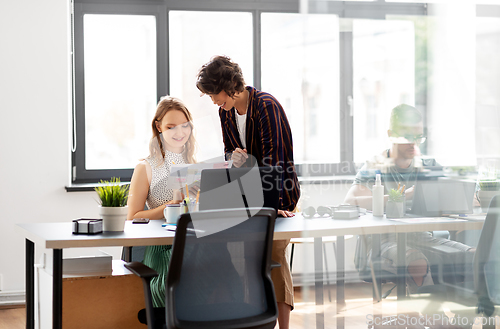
[344,104,474,293]
[197,55,300,329]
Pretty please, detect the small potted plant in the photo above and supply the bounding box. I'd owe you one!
[95,177,130,231]
[478,178,500,212]
[386,188,405,218]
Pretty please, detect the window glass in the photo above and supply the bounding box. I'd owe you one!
[424,6,476,166]
[385,0,428,2]
[169,11,253,162]
[387,0,500,3]
[313,0,375,1]
[476,17,500,164]
[261,13,340,164]
[83,14,156,170]
[352,18,416,163]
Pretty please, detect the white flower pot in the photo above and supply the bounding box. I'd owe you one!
[99,206,128,232]
[478,190,500,212]
[386,201,405,218]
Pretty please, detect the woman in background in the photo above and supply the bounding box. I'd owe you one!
[127,96,196,307]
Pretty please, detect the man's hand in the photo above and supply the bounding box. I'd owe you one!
[404,185,415,200]
[232,148,248,168]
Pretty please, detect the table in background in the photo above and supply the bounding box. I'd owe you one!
[274,213,484,329]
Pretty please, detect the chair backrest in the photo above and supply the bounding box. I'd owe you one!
[165,208,277,329]
[474,195,500,309]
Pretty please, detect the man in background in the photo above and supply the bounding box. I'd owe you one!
[345,104,474,293]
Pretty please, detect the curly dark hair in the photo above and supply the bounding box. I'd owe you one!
[196,55,246,97]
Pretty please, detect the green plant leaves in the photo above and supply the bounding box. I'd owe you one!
[479,179,500,191]
[94,177,130,207]
[388,188,404,202]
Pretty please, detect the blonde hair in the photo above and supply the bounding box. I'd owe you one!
[149,96,197,165]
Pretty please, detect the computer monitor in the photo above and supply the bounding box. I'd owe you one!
[198,166,282,214]
[408,179,476,217]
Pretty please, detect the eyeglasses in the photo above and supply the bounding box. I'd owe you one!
[302,205,361,218]
[302,206,333,218]
[390,134,426,144]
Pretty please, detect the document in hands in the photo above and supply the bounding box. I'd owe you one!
[168,160,232,192]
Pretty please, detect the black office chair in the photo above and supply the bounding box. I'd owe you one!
[354,235,405,299]
[355,234,460,299]
[474,195,500,324]
[125,207,279,329]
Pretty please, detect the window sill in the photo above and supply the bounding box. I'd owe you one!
[66,175,356,192]
[65,182,132,192]
[298,175,356,185]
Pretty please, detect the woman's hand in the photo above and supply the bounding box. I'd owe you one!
[177,184,200,201]
[165,199,183,205]
[278,210,295,218]
[187,183,200,199]
[166,189,184,205]
[232,148,248,168]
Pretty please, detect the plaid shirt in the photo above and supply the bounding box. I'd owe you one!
[219,86,300,211]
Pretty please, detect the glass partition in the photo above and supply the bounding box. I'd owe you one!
[297,1,500,328]
[261,12,340,164]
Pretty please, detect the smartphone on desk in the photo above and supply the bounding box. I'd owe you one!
[132,218,150,224]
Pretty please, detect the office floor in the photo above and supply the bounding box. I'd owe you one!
[0,305,24,329]
[0,283,492,329]
[290,282,485,329]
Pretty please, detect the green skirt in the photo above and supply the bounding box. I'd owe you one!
[142,245,172,308]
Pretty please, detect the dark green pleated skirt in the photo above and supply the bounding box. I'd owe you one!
[142,245,172,307]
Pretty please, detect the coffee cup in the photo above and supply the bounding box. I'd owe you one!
[164,204,182,224]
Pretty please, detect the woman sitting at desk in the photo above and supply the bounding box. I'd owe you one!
[127,96,196,307]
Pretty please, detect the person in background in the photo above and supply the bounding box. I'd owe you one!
[196,55,300,329]
[345,103,474,294]
[127,96,196,307]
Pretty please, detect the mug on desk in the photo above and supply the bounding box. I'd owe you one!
[164,204,182,224]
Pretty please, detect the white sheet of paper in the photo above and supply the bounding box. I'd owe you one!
[167,161,233,191]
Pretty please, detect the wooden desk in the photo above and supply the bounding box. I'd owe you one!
[18,214,483,329]
[37,260,144,329]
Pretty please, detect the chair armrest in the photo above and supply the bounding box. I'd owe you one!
[125,261,159,279]
[421,244,462,257]
[124,261,159,329]
[271,260,281,269]
[432,230,450,239]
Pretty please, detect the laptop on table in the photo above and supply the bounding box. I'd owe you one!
[198,166,282,215]
[408,178,476,217]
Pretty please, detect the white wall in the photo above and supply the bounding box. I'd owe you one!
[0,0,123,296]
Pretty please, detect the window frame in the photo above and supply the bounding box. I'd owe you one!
[72,0,438,184]
[73,0,168,183]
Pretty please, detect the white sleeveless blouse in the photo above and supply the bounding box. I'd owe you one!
[144,150,186,210]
